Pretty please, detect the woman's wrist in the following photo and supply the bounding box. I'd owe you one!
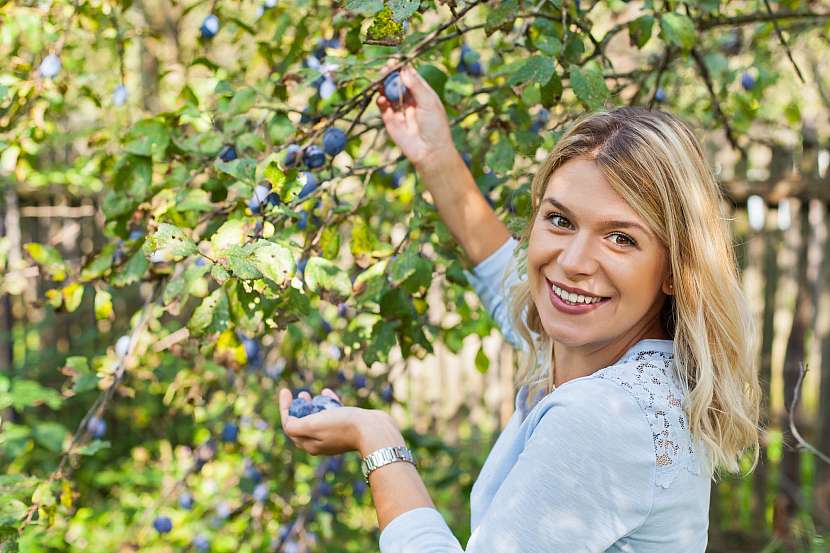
[413,146,463,181]
[356,410,406,458]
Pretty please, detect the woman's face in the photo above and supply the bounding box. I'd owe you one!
[527,157,672,349]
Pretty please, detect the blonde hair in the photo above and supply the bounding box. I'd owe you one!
[506,107,761,479]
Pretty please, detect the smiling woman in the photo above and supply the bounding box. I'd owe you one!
[281,66,761,553]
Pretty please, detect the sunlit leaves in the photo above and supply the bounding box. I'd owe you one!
[569,63,610,110]
[507,55,556,87]
[189,287,230,335]
[123,118,171,158]
[659,13,697,50]
[24,243,67,282]
[304,257,351,298]
[144,223,198,261]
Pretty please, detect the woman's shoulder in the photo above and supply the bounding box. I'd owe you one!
[589,345,706,488]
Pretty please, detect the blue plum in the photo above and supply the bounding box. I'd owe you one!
[283,144,301,167]
[311,395,341,413]
[221,422,239,442]
[289,397,314,418]
[200,14,220,39]
[740,71,756,91]
[353,374,367,390]
[655,88,667,102]
[383,72,407,103]
[179,491,194,510]
[193,535,210,551]
[219,144,237,162]
[153,516,173,534]
[297,172,319,199]
[303,145,326,169]
[253,482,269,503]
[322,127,347,156]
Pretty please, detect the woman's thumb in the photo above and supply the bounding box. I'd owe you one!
[400,65,431,104]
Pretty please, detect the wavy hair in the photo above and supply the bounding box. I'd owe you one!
[506,107,761,478]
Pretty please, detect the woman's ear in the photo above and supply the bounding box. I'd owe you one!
[662,276,674,296]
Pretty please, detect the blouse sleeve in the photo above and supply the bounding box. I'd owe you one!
[378,378,657,553]
[461,236,529,353]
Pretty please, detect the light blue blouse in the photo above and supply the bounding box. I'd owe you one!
[378,237,713,552]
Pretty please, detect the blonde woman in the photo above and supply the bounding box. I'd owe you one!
[278,65,762,552]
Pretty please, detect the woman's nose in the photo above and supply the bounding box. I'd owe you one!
[557,235,599,276]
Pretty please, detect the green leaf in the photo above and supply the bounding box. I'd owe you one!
[32,422,66,453]
[144,223,198,261]
[569,63,609,110]
[123,118,171,158]
[345,0,383,16]
[211,263,231,285]
[508,55,555,87]
[363,320,398,365]
[177,189,214,213]
[94,288,113,320]
[263,162,287,191]
[1,380,62,410]
[486,138,515,173]
[353,259,389,299]
[224,244,262,280]
[111,250,149,287]
[319,226,341,260]
[24,243,67,282]
[268,113,294,144]
[475,346,490,373]
[80,244,116,282]
[304,257,352,298]
[486,0,518,34]
[251,240,295,284]
[628,15,655,49]
[388,0,419,21]
[0,499,27,526]
[189,287,230,335]
[62,283,85,313]
[75,440,110,456]
[228,87,257,114]
[211,219,248,251]
[366,6,404,42]
[214,158,257,184]
[534,34,562,57]
[659,13,696,50]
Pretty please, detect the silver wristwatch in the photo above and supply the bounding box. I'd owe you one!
[360,445,417,485]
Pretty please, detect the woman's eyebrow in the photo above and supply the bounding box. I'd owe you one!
[542,197,649,235]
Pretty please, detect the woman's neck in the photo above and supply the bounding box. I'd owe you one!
[551,324,670,388]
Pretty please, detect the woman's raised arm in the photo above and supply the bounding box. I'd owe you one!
[377,66,511,267]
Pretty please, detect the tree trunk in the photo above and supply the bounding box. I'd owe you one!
[815,200,830,529]
[773,200,812,541]
[753,212,782,527]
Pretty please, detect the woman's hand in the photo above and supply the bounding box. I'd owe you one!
[377,64,457,170]
[278,387,401,456]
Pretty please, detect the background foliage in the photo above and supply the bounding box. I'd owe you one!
[2,0,830,551]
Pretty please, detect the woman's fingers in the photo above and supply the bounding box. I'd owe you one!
[321,387,341,402]
[400,65,434,107]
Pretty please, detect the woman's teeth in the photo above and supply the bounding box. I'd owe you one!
[552,284,605,305]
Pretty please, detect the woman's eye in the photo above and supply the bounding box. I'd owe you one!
[610,233,636,247]
[546,213,571,228]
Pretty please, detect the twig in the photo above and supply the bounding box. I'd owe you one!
[19,282,164,533]
[762,0,806,83]
[788,362,830,465]
[690,48,745,157]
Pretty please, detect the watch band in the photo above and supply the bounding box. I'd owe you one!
[360,445,417,485]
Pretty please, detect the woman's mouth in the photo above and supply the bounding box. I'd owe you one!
[546,279,612,314]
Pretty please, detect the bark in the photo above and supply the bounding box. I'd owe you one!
[773,200,813,541]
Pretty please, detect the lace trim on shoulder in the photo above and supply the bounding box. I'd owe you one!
[594,350,702,489]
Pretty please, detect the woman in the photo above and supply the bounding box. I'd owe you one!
[278,65,762,552]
